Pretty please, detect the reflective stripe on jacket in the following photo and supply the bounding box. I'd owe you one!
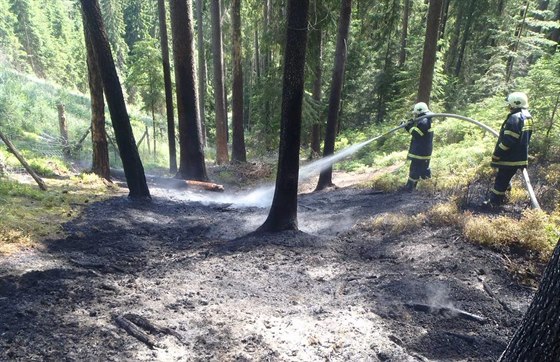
[405,112,433,160]
[491,108,532,169]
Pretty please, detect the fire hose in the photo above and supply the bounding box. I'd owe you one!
[407,113,541,209]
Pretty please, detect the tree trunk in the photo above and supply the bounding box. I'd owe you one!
[169,0,209,181]
[439,0,451,40]
[506,1,529,83]
[548,2,560,48]
[80,0,150,199]
[231,0,247,163]
[83,15,110,181]
[57,103,71,159]
[315,0,352,191]
[196,0,208,146]
[445,2,464,73]
[257,0,310,233]
[398,0,411,67]
[417,0,443,104]
[210,0,229,165]
[454,0,476,77]
[157,0,177,173]
[499,239,560,361]
[310,23,323,158]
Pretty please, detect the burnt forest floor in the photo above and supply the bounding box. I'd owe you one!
[0,168,542,362]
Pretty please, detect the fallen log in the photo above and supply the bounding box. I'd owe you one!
[404,302,487,324]
[185,179,224,192]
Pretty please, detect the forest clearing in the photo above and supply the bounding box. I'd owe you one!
[0,169,542,361]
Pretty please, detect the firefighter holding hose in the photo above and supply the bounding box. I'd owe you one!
[402,102,434,191]
[485,92,533,207]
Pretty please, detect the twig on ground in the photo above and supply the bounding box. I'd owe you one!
[114,315,159,349]
[479,277,514,313]
[123,313,184,344]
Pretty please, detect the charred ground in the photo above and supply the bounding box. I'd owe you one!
[0,171,541,361]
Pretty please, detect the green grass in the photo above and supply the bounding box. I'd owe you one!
[0,174,118,255]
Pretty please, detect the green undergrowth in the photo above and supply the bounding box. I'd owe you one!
[0,173,119,255]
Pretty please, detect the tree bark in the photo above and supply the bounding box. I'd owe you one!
[80,0,150,199]
[499,239,560,361]
[83,16,110,181]
[157,0,177,173]
[231,0,247,163]
[315,0,352,191]
[257,0,310,232]
[210,0,229,164]
[196,0,208,146]
[169,0,209,181]
[417,0,443,104]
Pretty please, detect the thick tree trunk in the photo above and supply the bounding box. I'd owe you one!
[169,0,209,181]
[157,0,177,173]
[231,0,247,163]
[84,17,110,181]
[257,0,310,233]
[80,0,150,199]
[315,0,352,191]
[196,0,208,146]
[210,0,229,165]
[417,0,443,104]
[499,239,560,361]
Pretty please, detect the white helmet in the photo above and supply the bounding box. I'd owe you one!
[506,92,529,109]
[412,102,430,116]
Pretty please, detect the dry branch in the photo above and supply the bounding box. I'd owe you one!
[404,302,487,323]
[114,315,159,349]
[123,313,184,344]
[0,130,47,190]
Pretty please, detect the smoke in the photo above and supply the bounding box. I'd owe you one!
[426,283,455,311]
[157,137,378,209]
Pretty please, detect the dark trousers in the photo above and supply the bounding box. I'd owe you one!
[408,159,431,181]
[492,168,518,194]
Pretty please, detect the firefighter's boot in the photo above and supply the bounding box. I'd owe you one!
[484,192,504,207]
[404,179,417,192]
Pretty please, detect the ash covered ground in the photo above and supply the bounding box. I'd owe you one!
[0,171,539,361]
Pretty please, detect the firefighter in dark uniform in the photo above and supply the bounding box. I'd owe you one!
[486,92,533,206]
[403,102,434,191]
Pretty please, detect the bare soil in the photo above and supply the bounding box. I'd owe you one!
[0,170,540,361]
